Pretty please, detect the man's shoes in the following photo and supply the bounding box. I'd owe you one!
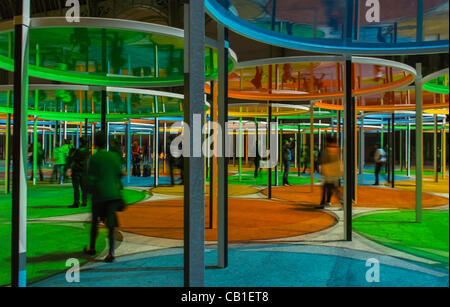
[104,254,115,263]
[68,204,79,208]
[83,247,96,256]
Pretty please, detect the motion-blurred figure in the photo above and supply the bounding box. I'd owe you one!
[84,133,124,263]
[373,143,387,186]
[68,138,90,208]
[318,136,343,209]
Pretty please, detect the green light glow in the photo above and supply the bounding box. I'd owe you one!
[423,74,449,95]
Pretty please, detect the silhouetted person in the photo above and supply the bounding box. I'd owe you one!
[318,136,343,209]
[254,140,261,178]
[373,143,387,186]
[301,147,309,174]
[282,138,294,186]
[29,143,45,181]
[52,141,69,184]
[68,138,90,208]
[84,132,124,263]
[167,136,176,186]
[131,141,142,177]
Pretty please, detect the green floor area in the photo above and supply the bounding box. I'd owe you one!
[0,222,107,286]
[0,186,147,221]
[354,210,449,266]
[208,171,319,186]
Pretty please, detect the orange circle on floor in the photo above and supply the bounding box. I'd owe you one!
[118,198,337,242]
[260,185,449,209]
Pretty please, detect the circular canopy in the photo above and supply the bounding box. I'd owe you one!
[226,103,309,117]
[0,84,187,121]
[423,68,449,95]
[220,56,415,102]
[0,18,237,87]
[316,88,449,111]
[206,0,449,55]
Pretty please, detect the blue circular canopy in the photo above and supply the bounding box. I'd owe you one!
[206,0,449,55]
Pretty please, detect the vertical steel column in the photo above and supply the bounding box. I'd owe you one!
[391,113,395,188]
[154,118,159,187]
[12,0,30,287]
[434,115,438,182]
[217,24,229,269]
[310,102,314,191]
[274,117,279,186]
[442,118,446,179]
[127,120,131,183]
[417,0,424,42]
[359,112,365,185]
[184,0,205,286]
[343,55,354,241]
[415,63,423,223]
[268,105,272,199]
[407,123,411,177]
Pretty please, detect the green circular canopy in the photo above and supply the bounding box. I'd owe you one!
[423,69,449,95]
[0,18,237,87]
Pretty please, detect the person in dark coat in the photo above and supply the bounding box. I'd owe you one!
[68,138,90,208]
[84,132,124,263]
[282,138,294,186]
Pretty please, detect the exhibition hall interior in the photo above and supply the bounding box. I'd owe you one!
[0,0,448,287]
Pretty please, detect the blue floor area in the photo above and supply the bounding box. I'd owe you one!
[121,176,180,187]
[32,244,449,287]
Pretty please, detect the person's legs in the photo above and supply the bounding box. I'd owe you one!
[108,227,115,256]
[72,174,80,206]
[320,183,328,205]
[80,175,88,206]
[283,161,290,185]
[326,183,335,204]
[38,163,44,181]
[374,163,380,185]
[89,211,99,252]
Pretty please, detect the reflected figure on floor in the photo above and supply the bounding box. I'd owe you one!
[318,136,343,209]
[68,138,90,208]
[84,132,124,263]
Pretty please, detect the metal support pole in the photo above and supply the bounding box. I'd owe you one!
[217,24,229,269]
[154,118,159,187]
[127,120,131,183]
[310,103,314,192]
[268,105,272,198]
[184,0,205,286]
[12,0,30,287]
[434,115,438,182]
[415,63,423,223]
[359,112,365,185]
[343,55,354,241]
[442,118,446,179]
[392,113,395,188]
[407,123,411,177]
